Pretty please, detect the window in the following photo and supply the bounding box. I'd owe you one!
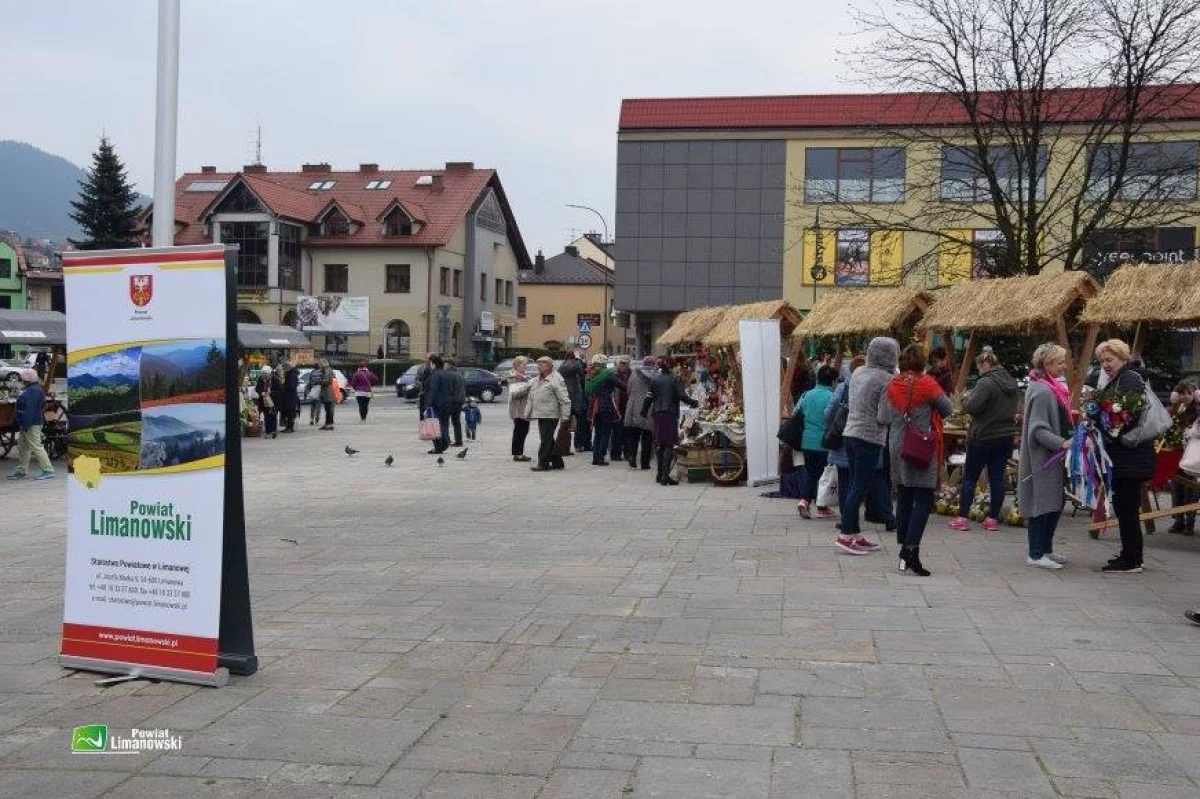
[382,207,415,236]
[453,270,462,297]
[278,223,302,291]
[941,146,1047,202]
[542,314,556,325]
[938,229,1010,284]
[323,208,350,237]
[185,180,228,192]
[518,296,527,318]
[308,180,336,190]
[494,278,502,305]
[476,189,506,233]
[440,267,449,295]
[805,147,905,203]
[220,221,270,288]
[324,264,348,293]
[505,281,513,306]
[1087,141,1198,200]
[0,258,10,280]
[481,272,488,301]
[385,264,411,294]
[385,319,411,357]
[365,179,392,190]
[1083,226,1197,277]
[970,230,1006,279]
[0,295,9,309]
[215,182,264,213]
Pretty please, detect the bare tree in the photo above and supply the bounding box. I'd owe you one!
[797,0,1200,284]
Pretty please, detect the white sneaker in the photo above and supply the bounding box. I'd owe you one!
[1026,556,1063,570]
[1045,552,1067,564]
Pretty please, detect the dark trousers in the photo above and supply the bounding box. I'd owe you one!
[626,427,653,468]
[1027,510,1061,559]
[512,418,530,456]
[1173,481,1198,528]
[842,437,884,535]
[537,418,560,468]
[322,401,334,426]
[450,405,463,446]
[1113,476,1145,565]
[263,408,278,435]
[896,485,934,548]
[281,410,297,431]
[801,449,829,503]
[611,420,625,460]
[435,411,450,453]
[573,410,592,451]
[592,412,613,464]
[958,437,1010,519]
[356,396,371,420]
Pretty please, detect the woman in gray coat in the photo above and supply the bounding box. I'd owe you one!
[878,344,953,576]
[1018,343,1074,570]
[623,357,656,470]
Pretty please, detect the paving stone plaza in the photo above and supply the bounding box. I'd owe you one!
[5,396,1200,798]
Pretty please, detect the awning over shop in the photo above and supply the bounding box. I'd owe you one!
[237,323,312,350]
[0,310,67,345]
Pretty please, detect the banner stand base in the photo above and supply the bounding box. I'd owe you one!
[751,477,780,487]
[218,652,258,676]
[60,655,229,688]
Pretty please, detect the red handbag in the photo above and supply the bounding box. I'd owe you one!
[899,377,936,471]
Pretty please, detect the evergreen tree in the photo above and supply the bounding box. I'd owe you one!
[68,136,142,250]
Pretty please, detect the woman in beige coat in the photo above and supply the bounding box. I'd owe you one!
[507,355,532,462]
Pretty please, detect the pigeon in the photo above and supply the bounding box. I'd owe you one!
[436,456,445,467]
[279,538,298,546]
[384,454,394,467]
[455,448,469,460]
[345,444,359,457]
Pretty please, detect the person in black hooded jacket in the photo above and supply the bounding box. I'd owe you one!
[950,346,1020,532]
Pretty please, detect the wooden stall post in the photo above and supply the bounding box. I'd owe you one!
[953,329,977,398]
[781,335,806,417]
[944,331,958,390]
[1072,323,1100,400]
[1056,317,1074,390]
[1131,323,1146,358]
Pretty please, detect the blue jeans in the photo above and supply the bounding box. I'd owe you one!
[842,437,883,535]
[958,437,1010,519]
[1027,511,1061,559]
[592,412,613,463]
[897,485,934,548]
[801,450,829,503]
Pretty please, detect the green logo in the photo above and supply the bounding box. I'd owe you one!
[71,724,108,753]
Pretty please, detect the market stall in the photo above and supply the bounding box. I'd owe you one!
[236,323,313,436]
[1079,262,1200,533]
[0,310,67,459]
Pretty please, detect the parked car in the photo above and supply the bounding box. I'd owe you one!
[295,367,350,405]
[395,364,423,399]
[460,367,503,402]
[493,358,516,385]
[1,352,41,387]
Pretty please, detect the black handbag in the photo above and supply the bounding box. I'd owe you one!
[822,395,849,450]
[777,408,805,450]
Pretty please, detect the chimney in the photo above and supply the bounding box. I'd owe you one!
[301,162,331,173]
[200,165,217,174]
[534,250,545,274]
[564,245,579,257]
[445,161,474,172]
[359,163,379,173]
[244,164,267,174]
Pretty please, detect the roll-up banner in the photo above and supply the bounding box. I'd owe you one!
[59,245,254,687]
[739,318,782,486]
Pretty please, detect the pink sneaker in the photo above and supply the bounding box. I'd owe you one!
[835,535,870,555]
[983,517,1000,532]
[797,499,811,519]
[853,536,881,551]
[948,517,970,532]
[814,507,837,519]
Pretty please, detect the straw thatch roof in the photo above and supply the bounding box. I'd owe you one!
[918,271,1097,334]
[657,306,729,347]
[1081,262,1200,327]
[794,287,933,338]
[701,300,803,347]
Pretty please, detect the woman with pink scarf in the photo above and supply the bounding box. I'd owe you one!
[1017,343,1075,570]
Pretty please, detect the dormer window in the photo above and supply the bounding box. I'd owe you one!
[323,207,350,237]
[381,205,420,236]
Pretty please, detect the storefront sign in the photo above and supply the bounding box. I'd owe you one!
[60,246,231,686]
[480,310,495,333]
[296,295,370,333]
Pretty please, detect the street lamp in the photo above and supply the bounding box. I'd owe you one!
[565,203,612,353]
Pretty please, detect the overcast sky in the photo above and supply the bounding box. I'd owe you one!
[2,0,857,254]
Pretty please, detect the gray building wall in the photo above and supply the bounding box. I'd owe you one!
[613,139,787,313]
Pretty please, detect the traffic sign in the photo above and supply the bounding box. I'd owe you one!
[577,333,593,350]
[578,320,592,334]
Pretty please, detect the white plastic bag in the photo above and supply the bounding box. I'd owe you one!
[817,464,838,507]
[1182,422,1200,477]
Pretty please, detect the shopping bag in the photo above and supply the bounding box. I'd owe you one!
[1182,423,1200,476]
[777,410,805,450]
[418,409,440,441]
[817,464,838,507]
[1121,382,1172,446]
[554,418,574,457]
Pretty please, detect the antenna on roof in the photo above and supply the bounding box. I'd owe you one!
[254,118,263,165]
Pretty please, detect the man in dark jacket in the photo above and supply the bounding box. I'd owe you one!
[643,362,699,486]
[416,352,436,416]
[7,369,53,480]
[422,355,452,454]
[446,359,467,447]
[278,361,300,432]
[559,351,589,452]
[610,357,632,462]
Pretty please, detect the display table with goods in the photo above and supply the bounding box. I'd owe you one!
[668,356,747,485]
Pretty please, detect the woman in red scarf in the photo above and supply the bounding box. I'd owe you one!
[878,344,953,576]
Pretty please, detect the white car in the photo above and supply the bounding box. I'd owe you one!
[0,354,37,388]
[296,367,351,405]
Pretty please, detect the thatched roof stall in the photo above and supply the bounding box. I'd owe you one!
[657,306,729,348]
[1081,262,1200,329]
[917,271,1098,396]
[701,300,803,348]
[794,287,933,338]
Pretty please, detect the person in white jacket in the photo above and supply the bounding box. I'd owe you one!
[526,356,572,472]
[507,356,533,462]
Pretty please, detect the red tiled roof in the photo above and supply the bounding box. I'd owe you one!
[169,166,527,265]
[619,85,1200,131]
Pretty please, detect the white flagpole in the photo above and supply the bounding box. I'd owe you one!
[151,0,180,247]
